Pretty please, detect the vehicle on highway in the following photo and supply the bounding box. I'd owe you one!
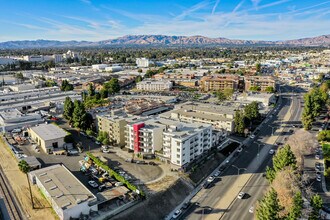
[172,209,182,219]
[207,176,215,182]
[214,171,221,177]
[250,134,255,139]
[237,147,243,153]
[237,192,246,199]
[88,180,98,188]
[269,149,275,155]
[249,206,254,213]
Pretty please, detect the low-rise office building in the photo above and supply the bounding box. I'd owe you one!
[29,124,67,154]
[136,80,173,91]
[236,93,276,107]
[29,164,98,220]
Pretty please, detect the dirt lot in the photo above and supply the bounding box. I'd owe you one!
[112,178,194,220]
[0,137,58,220]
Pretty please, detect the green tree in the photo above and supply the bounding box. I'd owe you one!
[273,145,297,172]
[135,75,143,83]
[234,110,246,134]
[215,91,226,101]
[104,78,120,94]
[88,83,95,97]
[286,191,303,220]
[100,89,108,99]
[309,194,323,220]
[265,86,275,93]
[266,166,276,182]
[63,97,74,122]
[72,100,87,129]
[223,88,234,99]
[256,188,281,220]
[250,85,261,92]
[18,160,34,209]
[256,63,261,73]
[61,80,74,91]
[244,101,260,122]
[137,68,143,73]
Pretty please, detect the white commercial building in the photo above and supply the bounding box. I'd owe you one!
[136,58,150,67]
[29,164,98,220]
[105,65,123,72]
[92,64,108,71]
[0,57,16,65]
[136,80,173,91]
[237,93,276,107]
[0,109,43,132]
[29,124,67,154]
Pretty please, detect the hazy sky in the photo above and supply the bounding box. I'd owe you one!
[0,0,330,42]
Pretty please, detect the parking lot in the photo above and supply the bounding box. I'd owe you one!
[8,123,163,195]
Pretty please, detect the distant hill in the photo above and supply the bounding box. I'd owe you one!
[1,34,330,49]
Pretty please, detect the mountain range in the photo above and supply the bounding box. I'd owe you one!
[0,34,330,49]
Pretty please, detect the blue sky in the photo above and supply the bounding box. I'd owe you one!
[0,0,330,42]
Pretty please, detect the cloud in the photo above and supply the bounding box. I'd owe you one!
[175,0,210,20]
[251,0,261,8]
[233,0,245,13]
[212,0,220,15]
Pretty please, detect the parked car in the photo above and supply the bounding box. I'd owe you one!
[250,134,255,139]
[115,182,124,187]
[67,150,79,156]
[317,176,322,182]
[249,206,254,213]
[237,147,243,153]
[172,209,182,219]
[136,160,147,164]
[80,132,87,137]
[237,192,246,199]
[102,148,111,153]
[214,171,221,177]
[182,202,190,210]
[148,161,157,166]
[315,154,320,160]
[88,180,98,188]
[269,149,275,155]
[207,176,215,182]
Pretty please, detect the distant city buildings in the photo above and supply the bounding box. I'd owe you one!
[136,58,152,67]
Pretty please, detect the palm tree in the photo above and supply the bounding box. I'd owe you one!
[18,160,34,209]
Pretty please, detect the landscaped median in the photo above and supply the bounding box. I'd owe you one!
[86,152,145,198]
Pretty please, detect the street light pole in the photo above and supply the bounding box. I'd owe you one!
[268,125,276,135]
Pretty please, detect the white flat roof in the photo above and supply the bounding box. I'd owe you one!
[30,124,67,141]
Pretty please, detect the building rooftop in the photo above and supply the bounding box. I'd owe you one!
[0,108,23,120]
[30,164,96,210]
[171,108,233,122]
[29,124,67,141]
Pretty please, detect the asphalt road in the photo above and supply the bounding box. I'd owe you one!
[182,85,303,220]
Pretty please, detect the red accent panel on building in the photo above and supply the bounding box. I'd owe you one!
[133,123,144,153]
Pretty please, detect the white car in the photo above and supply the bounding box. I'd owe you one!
[172,209,182,219]
[269,149,275,155]
[207,176,215,182]
[237,192,246,199]
[250,134,255,139]
[317,176,322,182]
[95,141,101,145]
[88,180,98,188]
[249,206,254,213]
[102,148,111,153]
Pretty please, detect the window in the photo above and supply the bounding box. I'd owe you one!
[177,160,180,164]
[177,148,180,152]
[177,154,180,158]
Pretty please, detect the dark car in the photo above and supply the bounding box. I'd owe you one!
[148,161,157,166]
[219,166,226,172]
[136,160,147,164]
[182,202,191,209]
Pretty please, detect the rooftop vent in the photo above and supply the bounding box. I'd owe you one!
[39,172,47,177]
[44,178,52,183]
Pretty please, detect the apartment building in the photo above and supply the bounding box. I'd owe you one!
[162,102,235,133]
[126,119,166,154]
[136,80,173,91]
[244,76,276,91]
[162,122,212,169]
[200,74,240,92]
[126,118,212,169]
[97,111,137,147]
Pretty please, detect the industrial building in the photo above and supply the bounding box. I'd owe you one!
[29,164,98,220]
[28,124,67,154]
